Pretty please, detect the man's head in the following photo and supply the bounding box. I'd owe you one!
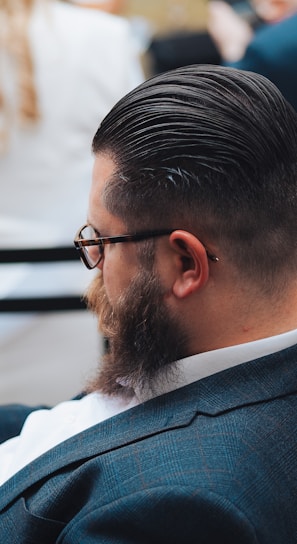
[82,65,297,396]
[92,65,297,290]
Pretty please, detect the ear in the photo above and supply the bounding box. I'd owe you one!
[169,230,210,299]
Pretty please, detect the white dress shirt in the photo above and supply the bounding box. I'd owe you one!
[1,328,297,486]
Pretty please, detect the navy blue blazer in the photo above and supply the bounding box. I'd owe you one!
[228,14,297,111]
[0,344,297,543]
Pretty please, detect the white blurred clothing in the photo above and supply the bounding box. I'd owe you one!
[0,0,143,248]
[0,0,143,405]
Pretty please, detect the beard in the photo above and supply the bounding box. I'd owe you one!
[85,269,189,400]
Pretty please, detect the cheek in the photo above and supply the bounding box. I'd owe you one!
[102,246,139,304]
[102,265,122,305]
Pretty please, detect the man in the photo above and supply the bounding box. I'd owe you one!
[0,65,297,542]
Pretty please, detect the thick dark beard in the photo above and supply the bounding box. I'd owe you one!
[85,270,189,399]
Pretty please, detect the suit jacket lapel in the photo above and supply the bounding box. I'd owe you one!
[1,343,297,510]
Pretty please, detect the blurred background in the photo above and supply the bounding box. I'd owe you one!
[0,0,209,407]
[121,0,209,75]
[1,0,296,406]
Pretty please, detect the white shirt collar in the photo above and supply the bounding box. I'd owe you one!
[135,328,297,402]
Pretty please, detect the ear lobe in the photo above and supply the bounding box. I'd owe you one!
[169,231,210,299]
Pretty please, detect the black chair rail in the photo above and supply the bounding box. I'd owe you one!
[0,246,86,313]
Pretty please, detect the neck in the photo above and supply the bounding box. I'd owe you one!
[186,277,297,355]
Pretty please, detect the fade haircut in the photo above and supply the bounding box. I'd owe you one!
[92,65,297,290]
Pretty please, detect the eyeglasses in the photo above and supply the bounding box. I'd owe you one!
[74,223,219,269]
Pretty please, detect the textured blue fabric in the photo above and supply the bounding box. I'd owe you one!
[0,344,297,543]
[227,14,297,111]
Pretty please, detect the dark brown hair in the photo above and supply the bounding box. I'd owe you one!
[92,65,297,290]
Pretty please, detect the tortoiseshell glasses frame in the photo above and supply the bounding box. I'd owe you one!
[74,223,219,270]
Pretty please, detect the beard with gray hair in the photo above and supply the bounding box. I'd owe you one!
[85,269,189,399]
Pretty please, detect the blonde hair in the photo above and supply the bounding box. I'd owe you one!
[0,0,40,152]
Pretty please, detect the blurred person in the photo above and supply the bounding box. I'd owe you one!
[0,0,142,246]
[0,0,143,405]
[149,0,297,111]
[0,65,296,541]
[148,0,264,75]
[208,0,297,109]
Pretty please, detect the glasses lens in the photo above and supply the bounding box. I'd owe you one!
[80,225,102,268]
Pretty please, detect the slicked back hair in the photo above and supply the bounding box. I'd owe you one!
[92,65,297,291]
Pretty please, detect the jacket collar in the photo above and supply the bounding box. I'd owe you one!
[1,343,297,509]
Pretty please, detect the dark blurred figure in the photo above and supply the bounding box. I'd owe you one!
[148,0,297,111]
[148,0,264,72]
[208,0,297,110]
